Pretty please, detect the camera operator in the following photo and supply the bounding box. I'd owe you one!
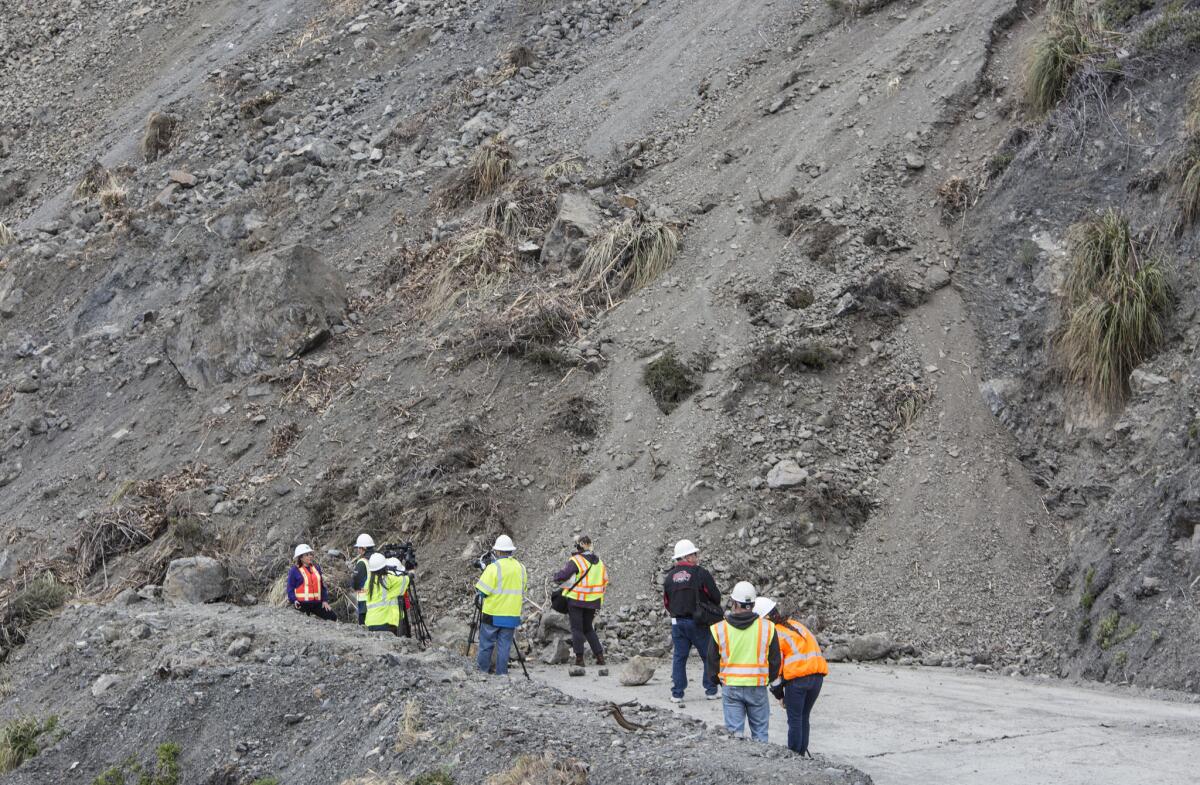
[350,533,376,625]
[473,535,527,676]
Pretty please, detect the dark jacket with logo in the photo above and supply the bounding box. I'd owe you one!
[662,563,720,618]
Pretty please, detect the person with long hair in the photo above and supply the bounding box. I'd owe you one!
[287,544,337,621]
[363,552,410,634]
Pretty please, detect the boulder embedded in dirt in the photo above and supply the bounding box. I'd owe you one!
[619,655,656,686]
[0,171,27,208]
[163,556,228,604]
[767,459,809,489]
[540,192,603,268]
[826,632,895,663]
[542,637,571,665]
[164,245,347,390]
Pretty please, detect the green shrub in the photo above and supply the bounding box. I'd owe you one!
[1080,566,1097,610]
[1096,612,1139,649]
[412,773,455,785]
[643,348,700,414]
[1098,0,1152,27]
[0,715,58,773]
[1024,13,1096,115]
[90,742,181,785]
[1056,208,1170,408]
[1136,7,1200,51]
[249,779,280,785]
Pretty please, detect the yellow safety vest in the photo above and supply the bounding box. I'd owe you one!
[354,556,370,602]
[364,572,409,628]
[475,557,527,618]
[562,554,608,603]
[711,617,775,687]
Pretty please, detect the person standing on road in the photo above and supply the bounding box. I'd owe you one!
[553,535,608,667]
[287,544,337,621]
[474,535,528,676]
[363,552,410,634]
[663,538,722,705]
[350,533,376,625]
[755,596,828,757]
[706,581,780,742]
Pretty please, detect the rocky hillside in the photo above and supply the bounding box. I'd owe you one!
[0,0,1198,779]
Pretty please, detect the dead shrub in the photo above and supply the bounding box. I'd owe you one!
[804,477,875,528]
[936,176,973,219]
[483,179,559,242]
[268,421,301,458]
[644,347,700,414]
[469,288,584,361]
[438,139,513,207]
[747,339,838,381]
[239,91,281,118]
[427,228,517,314]
[484,754,588,785]
[576,217,680,305]
[0,576,70,658]
[141,111,178,162]
[73,160,118,200]
[552,396,600,437]
[505,45,536,69]
[0,224,14,246]
[394,699,434,752]
[542,155,584,182]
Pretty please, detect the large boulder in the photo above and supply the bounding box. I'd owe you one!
[540,192,603,268]
[619,655,656,686]
[825,632,895,663]
[767,459,809,489]
[163,556,228,604]
[164,245,347,390]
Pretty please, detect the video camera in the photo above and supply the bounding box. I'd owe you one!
[473,549,494,573]
[379,541,418,573]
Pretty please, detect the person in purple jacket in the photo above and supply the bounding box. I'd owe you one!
[286,544,337,621]
[553,535,609,667]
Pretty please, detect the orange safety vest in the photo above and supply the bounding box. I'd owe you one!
[775,618,829,679]
[296,565,323,602]
[562,554,608,603]
[711,617,775,687]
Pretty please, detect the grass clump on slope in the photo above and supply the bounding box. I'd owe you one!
[0,715,58,773]
[1024,9,1099,115]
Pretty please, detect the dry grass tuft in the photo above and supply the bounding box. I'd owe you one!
[1057,208,1170,408]
[439,139,514,207]
[484,754,588,785]
[1024,11,1098,116]
[0,576,70,657]
[239,91,281,118]
[576,217,680,305]
[141,111,178,162]
[394,699,434,752]
[483,179,559,242]
[1186,77,1200,138]
[469,288,584,360]
[0,224,14,246]
[0,716,57,774]
[74,160,118,200]
[936,176,973,219]
[427,228,516,314]
[1176,138,1200,228]
[268,421,300,458]
[542,155,584,182]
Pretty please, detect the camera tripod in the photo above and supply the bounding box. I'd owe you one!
[466,602,530,680]
[402,575,432,648]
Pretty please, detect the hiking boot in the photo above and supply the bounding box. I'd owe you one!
[574,655,585,667]
[595,653,606,666]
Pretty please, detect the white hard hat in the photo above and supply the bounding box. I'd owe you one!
[753,597,777,617]
[731,581,757,604]
[672,539,698,560]
[493,534,516,551]
[367,553,387,571]
[385,557,404,572]
[293,544,313,559]
[355,533,375,549]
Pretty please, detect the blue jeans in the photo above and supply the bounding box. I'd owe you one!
[476,622,515,675]
[671,618,717,698]
[783,674,823,754]
[723,685,770,741]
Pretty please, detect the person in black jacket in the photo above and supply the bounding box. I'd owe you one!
[552,535,609,667]
[662,538,721,704]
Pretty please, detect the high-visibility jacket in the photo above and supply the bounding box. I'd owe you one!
[353,556,371,602]
[562,554,608,603]
[711,617,776,687]
[295,565,323,602]
[364,572,410,628]
[775,618,829,679]
[475,557,527,618]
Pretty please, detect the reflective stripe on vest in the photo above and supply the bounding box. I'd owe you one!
[777,619,829,679]
[711,618,774,686]
[364,573,409,628]
[475,557,526,618]
[354,557,369,602]
[296,565,322,602]
[562,555,608,602]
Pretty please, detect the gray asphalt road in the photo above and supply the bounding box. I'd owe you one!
[538,660,1200,785]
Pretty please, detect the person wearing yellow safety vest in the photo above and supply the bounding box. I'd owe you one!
[350,533,376,625]
[474,534,528,676]
[286,544,337,621]
[363,552,411,634]
[705,581,781,742]
[755,596,828,757]
[551,535,608,667]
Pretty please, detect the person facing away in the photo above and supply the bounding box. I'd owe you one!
[662,538,722,704]
[755,596,828,757]
[474,534,528,676]
[287,544,337,621]
[706,581,781,743]
[350,533,376,625]
[552,535,609,667]
[363,552,410,634]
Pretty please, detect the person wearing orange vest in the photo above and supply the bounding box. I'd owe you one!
[705,581,780,742]
[551,535,609,667]
[286,544,337,621]
[755,596,828,756]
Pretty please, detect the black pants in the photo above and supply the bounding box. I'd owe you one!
[568,604,603,658]
[297,601,337,621]
[366,623,398,634]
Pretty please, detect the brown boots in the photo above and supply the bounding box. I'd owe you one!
[574,655,585,667]
[596,653,606,666]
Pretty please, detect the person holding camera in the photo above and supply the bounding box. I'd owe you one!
[551,535,608,667]
[287,544,337,621]
[474,534,528,676]
[363,552,411,634]
[350,533,376,625]
[662,539,721,704]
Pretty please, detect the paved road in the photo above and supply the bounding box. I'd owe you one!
[538,659,1200,785]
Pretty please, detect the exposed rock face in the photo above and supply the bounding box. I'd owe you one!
[540,192,603,268]
[163,556,228,604]
[164,245,347,390]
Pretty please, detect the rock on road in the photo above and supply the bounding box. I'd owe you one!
[538,660,1200,785]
